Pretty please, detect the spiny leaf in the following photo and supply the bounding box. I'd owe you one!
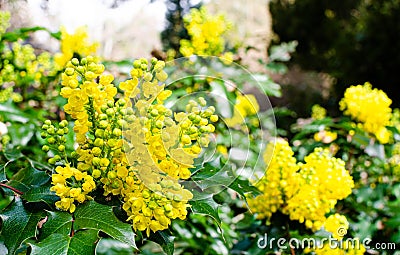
[148,230,175,255]
[190,196,221,228]
[228,178,261,199]
[29,230,98,255]
[6,165,49,193]
[22,182,59,206]
[40,211,73,240]
[0,197,45,255]
[73,201,136,248]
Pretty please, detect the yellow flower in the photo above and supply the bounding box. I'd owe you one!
[180,7,232,58]
[324,214,349,240]
[54,26,98,69]
[340,82,393,143]
[225,94,259,127]
[311,104,327,120]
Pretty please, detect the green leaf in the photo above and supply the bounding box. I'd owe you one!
[190,196,221,228]
[268,41,298,63]
[22,182,59,206]
[7,165,49,193]
[74,201,136,248]
[0,102,31,123]
[40,211,73,240]
[7,122,36,147]
[228,178,261,199]
[29,230,98,255]
[2,148,24,161]
[0,197,45,255]
[148,230,175,255]
[96,238,133,255]
[1,26,60,42]
[251,74,282,97]
[210,80,234,118]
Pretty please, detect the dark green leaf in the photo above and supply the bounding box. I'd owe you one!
[0,197,45,255]
[7,165,50,193]
[40,210,73,239]
[148,230,175,255]
[190,196,221,228]
[96,238,133,255]
[2,148,24,161]
[22,182,58,206]
[228,178,261,198]
[29,230,98,255]
[74,201,136,248]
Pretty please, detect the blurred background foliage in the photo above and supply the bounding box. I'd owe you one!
[270,0,400,110]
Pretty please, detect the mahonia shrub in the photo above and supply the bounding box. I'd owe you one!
[42,56,217,236]
[247,139,354,235]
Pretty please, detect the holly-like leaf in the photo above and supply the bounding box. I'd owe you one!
[74,201,136,248]
[29,230,98,255]
[6,165,49,193]
[40,211,73,240]
[148,230,175,255]
[22,182,59,206]
[0,197,45,255]
[190,196,221,228]
[228,178,261,199]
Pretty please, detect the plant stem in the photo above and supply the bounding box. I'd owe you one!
[0,183,23,195]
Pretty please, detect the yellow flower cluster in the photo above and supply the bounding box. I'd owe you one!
[324,214,349,240]
[49,56,216,236]
[0,12,54,89]
[50,165,96,213]
[311,104,327,120]
[180,7,233,63]
[225,94,259,127]
[247,140,299,223]
[339,82,393,144]
[54,26,98,69]
[247,141,354,232]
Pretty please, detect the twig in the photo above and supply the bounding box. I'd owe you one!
[0,183,24,195]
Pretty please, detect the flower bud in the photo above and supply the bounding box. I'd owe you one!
[58,145,65,152]
[94,138,104,147]
[95,129,104,138]
[71,58,79,66]
[100,158,110,167]
[210,115,218,122]
[47,137,56,144]
[65,67,75,76]
[99,120,109,129]
[92,169,101,178]
[107,171,117,179]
